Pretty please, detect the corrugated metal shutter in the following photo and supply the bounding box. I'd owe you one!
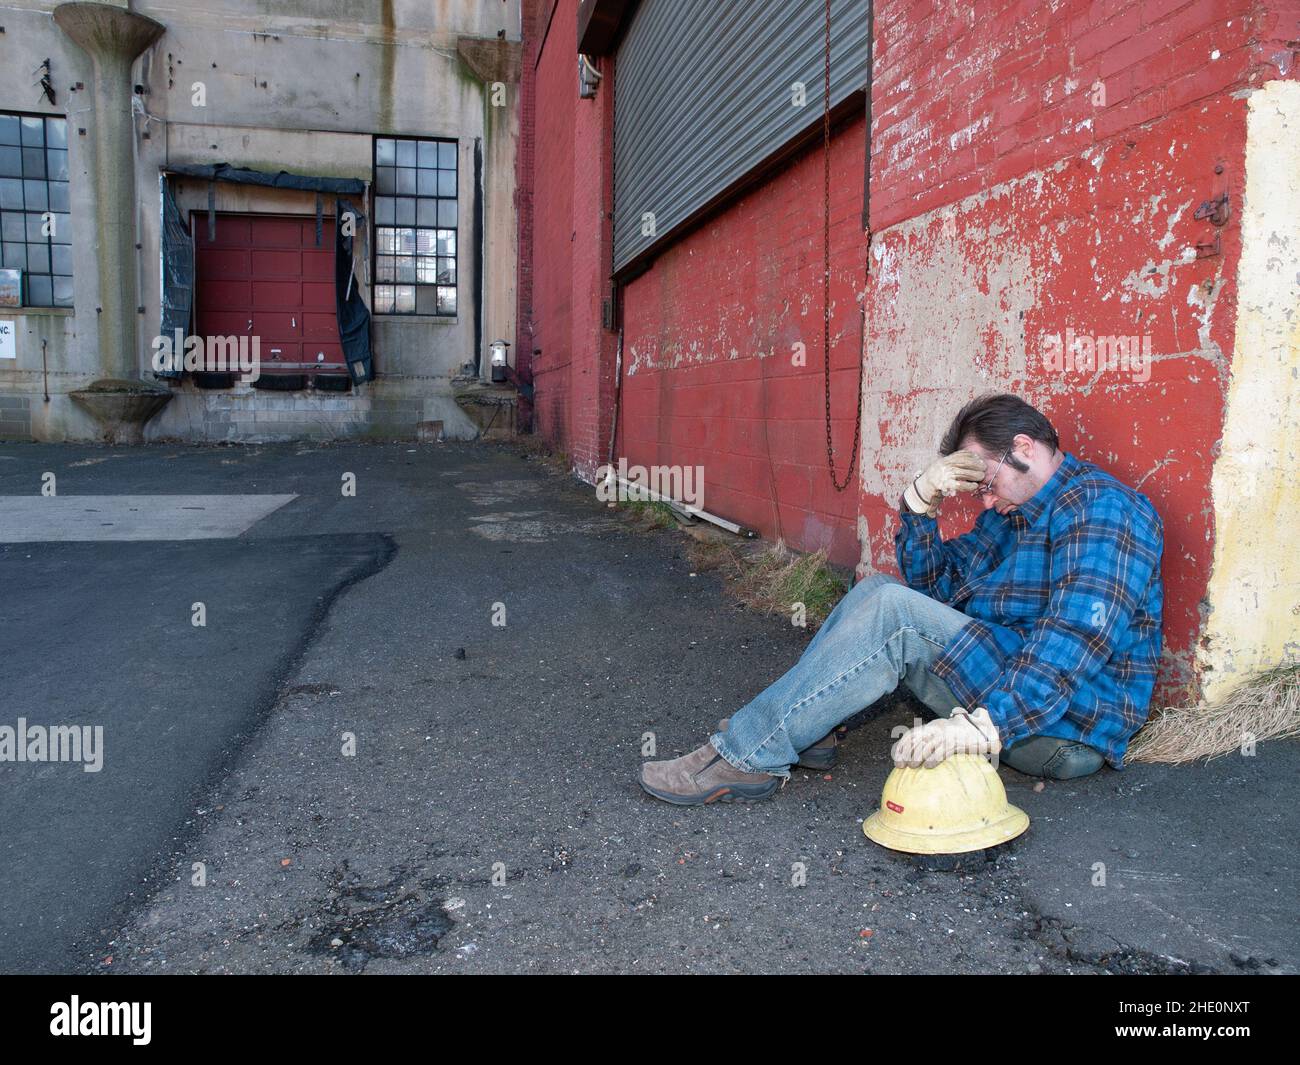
[613,0,868,274]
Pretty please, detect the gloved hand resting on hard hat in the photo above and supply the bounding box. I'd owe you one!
[891,707,1002,768]
[902,450,987,518]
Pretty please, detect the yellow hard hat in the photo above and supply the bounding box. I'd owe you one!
[863,753,1029,854]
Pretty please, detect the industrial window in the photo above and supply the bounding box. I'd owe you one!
[0,112,72,307]
[372,136,457,316]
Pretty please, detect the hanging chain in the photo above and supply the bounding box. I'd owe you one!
[822,0,869,493]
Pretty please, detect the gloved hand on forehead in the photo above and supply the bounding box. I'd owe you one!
[891,707,1002,769]
[903,450,987,517]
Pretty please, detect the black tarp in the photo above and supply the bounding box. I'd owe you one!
[335,198,373,384]
[156,175,193,379]
[162,163,366,196]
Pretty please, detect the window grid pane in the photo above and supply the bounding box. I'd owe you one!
[0,112,70,308]
[372,135,457,316]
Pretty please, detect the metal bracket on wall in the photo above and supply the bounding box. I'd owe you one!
[579,54,601,98]
[1194,192,1229,258]
[1194,192,1230,226]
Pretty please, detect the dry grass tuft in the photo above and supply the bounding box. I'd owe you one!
[1128,666,1300,763]
[689,539,846,629]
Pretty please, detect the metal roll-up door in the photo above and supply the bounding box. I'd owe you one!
[613,0,868,276]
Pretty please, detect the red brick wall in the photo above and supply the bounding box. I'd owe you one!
[527,0,576,451]
[515,0,540,402]
[870,0,1281,228]
[616,117,869,565]
[527,0,617,475]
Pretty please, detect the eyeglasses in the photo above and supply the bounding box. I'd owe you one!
[976,451,1009,496]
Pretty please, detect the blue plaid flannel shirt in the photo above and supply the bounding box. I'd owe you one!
[895,452,1164,767]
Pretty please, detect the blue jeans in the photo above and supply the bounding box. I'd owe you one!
[709,574,1106,780]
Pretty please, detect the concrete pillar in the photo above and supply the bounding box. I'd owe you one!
[456,36,521,383]
[53,1,164,383]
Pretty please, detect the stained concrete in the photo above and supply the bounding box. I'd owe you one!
[0,493,296,541]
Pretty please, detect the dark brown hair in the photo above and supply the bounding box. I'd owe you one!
[939,393,1059,472]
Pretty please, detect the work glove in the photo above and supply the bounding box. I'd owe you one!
[891,707,1002,769]
[903,450,987,517]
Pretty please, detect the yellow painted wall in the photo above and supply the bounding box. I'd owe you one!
[1198,79,1300,702]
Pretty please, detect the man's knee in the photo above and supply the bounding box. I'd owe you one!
[852,572,902,599]
[864,576,929,618]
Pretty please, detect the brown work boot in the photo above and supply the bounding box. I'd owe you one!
[717,718,839,771]
[639,742,781,806]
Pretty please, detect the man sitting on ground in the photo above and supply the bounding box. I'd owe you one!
[639,393,1164,805]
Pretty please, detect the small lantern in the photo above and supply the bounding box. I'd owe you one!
[489,339,510,383]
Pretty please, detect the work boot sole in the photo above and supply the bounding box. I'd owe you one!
[638,774,780,806]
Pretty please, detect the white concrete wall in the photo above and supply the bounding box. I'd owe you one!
[0,0,521,441]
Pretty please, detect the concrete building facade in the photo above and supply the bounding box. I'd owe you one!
[0,0,522,442]
[520,0,1300,709]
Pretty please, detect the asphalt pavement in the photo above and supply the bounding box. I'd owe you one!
[0,440,1294,974]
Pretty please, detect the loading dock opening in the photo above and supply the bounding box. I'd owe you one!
[191,212,344,376]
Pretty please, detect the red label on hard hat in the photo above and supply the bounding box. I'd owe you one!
[886,801,904,813]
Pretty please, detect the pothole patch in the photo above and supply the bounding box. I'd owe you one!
[307,891,455,971]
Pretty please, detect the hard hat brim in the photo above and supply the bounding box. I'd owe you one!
[863,804,1029,854]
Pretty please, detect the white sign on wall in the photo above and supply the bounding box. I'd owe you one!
[0,320,15,360]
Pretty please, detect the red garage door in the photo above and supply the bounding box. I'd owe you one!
[192,213,344,374]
